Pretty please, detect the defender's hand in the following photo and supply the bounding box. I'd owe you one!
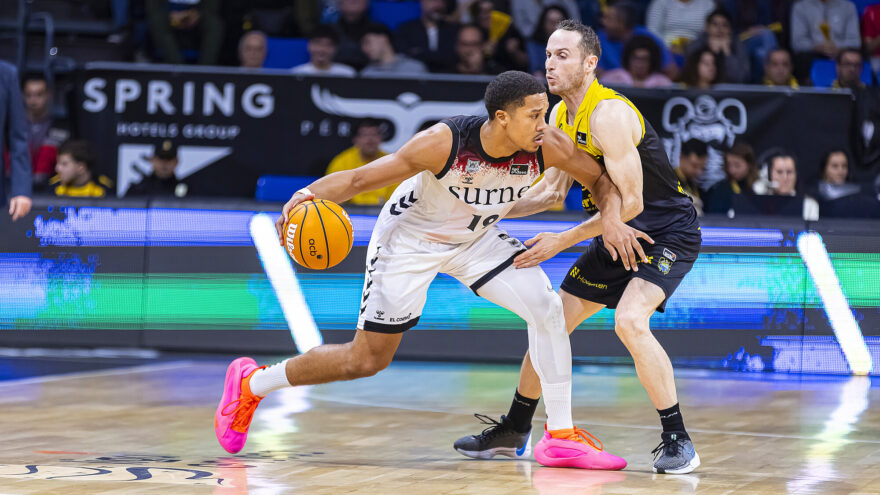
[513,232,566,268]
[276,191,315,245]
[602,220,653,271]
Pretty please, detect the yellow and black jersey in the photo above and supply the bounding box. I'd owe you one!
[49,174,111,198]
[553,79,698,236]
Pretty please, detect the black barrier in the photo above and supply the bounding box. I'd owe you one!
[73,63,855,198]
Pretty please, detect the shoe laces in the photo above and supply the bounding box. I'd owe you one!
[221,384,263,433]
[651,435,683,459]
[565,427,604,451]
[473,413,509,440]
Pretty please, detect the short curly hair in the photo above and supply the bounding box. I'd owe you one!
[484,71,546,119]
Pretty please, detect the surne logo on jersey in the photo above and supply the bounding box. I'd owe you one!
[510,164,529,175]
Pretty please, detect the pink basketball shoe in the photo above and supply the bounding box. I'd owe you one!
[214,357,265,454]
[534,425,627,470]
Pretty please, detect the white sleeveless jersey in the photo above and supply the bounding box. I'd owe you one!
[377,115,544,244]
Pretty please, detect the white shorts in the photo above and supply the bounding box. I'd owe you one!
[357,224,527,333]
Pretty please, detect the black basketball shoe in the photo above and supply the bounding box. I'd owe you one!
[454,414,532,459]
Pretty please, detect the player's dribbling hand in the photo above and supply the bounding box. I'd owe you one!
[602,220,653,271]
[514,232,566,269]
[275,191,315,245]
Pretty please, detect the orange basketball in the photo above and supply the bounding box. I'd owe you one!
[283,199,353,269]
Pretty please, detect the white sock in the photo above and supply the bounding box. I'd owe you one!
[248,359,291,397]
[542,381,573,431]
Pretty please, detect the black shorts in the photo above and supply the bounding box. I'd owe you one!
[560,229,701,312]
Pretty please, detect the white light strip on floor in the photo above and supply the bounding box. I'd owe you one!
[249,213,322,353]
[796,232,873,375]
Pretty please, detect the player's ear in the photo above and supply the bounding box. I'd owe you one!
[494,109,508,126]
[584,53,598,72]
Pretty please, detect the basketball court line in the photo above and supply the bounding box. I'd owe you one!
[0,361,195,389]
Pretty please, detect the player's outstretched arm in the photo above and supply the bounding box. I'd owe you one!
[513,126,651,270]
[505,167,573,218]
[275,124,451,243]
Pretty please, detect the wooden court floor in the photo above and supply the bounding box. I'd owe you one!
[0,359,878,494]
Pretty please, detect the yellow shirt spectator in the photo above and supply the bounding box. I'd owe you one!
[325,119,397,205]
[49,174,109,197]
[325,147,396,205]
[52,140,109,198]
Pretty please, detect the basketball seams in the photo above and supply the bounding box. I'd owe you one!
[319,200,352,251]
[297,203,309,268]
[312,202,332,269]
[285,199,353,270]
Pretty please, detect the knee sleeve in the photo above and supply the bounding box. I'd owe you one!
[476,265,571,385]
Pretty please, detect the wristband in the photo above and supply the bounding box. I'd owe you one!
[296,187,313,197]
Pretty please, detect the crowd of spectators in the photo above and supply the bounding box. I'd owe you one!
[119,0,875,89]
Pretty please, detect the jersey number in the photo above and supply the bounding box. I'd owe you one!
[466,214,500,231]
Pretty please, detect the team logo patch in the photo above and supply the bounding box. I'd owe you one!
[657,257,672,275]
[662,248,677,262]
[510,163,529,175]
[576,132,588,145]
[465,159,480,174]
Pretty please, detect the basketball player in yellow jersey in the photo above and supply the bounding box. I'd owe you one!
[455,21,702,474]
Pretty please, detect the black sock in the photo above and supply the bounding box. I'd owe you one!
[657,403,687,437]
[505,390,539,433]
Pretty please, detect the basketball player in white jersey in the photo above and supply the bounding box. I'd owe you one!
[214,71,650,469]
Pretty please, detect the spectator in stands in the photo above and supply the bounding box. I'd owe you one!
[704,140,758,214]
[790,0,860,83]
[598,1,677,78]
[528,6,569,77]
[291,26,357,76]
[674,138,708,214]
[146,0,224,65]
[127,140,188,198]
[21,75,68,187]
[863,3,880,72]
[511,0,580,47]
[395,0,459,73]
[51,140,109,198]
[833,48,866,89]
[814,149,856,198]
[645,0,715,53]
[680,47,723,89]
[764,150,819,220]
[0,61,32,222]
[361,24,428,75]
[764,48,799,88]
[470,0,529,72]
[455,24,501,75]
[719,0,783,83]
[331,0,374,70]
[684,8,751,83]
[238,31,267,69]
[721,0,792,35]
[325,119,396,205]
[601,35,674,88]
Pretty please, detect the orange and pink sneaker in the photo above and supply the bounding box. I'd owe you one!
[214,357,265,454]
[534,425,627,470]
